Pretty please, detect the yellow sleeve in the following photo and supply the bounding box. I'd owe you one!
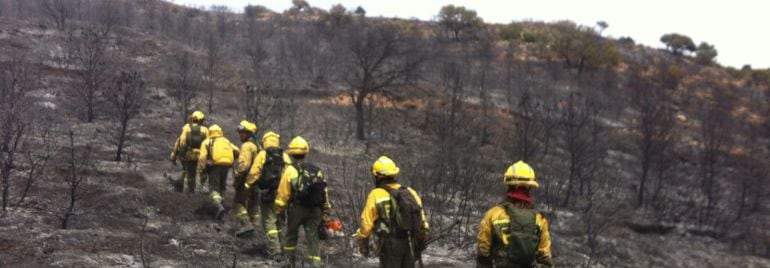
[319,171,332,212]
[354,189,381,239]
[536,213,553,266]
[323,187,332,211]
[197,139,209,175]
[477,208,495,258]
[171,137,181,158]
[172,125,190,157]
[235,142,256,178]
[246,151,267,186]
[274,165,296,208]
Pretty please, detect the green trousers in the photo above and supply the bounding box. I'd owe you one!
[181,160,198,193]
[260,200,283,257]
[233,176,260,227]
[378,237,414,268]
[207,165,230,206]
[284,205,323,268]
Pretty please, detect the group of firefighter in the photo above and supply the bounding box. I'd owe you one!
[171,111,554,268]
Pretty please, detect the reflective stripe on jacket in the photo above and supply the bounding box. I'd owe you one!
[354,183,429,239]
[274,164,331,212]
[171,123,208,160]
[477,202,552,266]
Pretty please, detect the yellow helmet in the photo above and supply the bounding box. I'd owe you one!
[371,156,400,178]
[208,124,223,138]
[286,136,309,156]
[237,120,258,133]
[504,161,538,188]
[262,131,280,149]
[191,111,205,121]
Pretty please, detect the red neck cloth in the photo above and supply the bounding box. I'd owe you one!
[507,188,532,205]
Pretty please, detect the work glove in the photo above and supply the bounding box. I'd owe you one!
[274,204,285,215]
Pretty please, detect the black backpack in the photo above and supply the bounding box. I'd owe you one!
[186,124,205,149]
[380,186,426,243]
[257,147,285,190]
[293,162,327,207]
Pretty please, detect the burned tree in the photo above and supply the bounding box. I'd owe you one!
[697,96,733,228]
[66,26,111,123]
[17,126,59,206]
[105,71,147,162]
[630,64,681,208]
[37,0,74,30]
[340,21,426,140]
[0,55,37,211]
[558,92,598,207]
[166,51,202,124]
[61,130,94,229]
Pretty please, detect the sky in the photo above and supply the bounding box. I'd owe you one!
[173,0,770,69]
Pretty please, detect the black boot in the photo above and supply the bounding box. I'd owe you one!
[215,204,227,221]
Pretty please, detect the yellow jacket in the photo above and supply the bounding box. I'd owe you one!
[234,138,260,180]
[171,123,208,161]
[353,182,429,239]
[245,147,292,186]
[197,128,239,174]
[477,202,552,266]
[274,163,331,213]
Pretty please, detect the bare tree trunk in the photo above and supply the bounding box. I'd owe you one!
[353,93,366,140]
[116,120,127,162]
[637,158,650,208]
[61,181,77,229]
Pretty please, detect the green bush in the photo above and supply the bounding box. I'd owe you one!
[522,31,541,43]
[499,23,523,41]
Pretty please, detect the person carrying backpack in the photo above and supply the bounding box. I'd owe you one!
[197,124,239,220]
[476,161,553,268]
[273,136,332,268]
[244,131,293,262]
[353,156,429,268]
[171,111,208,193]
[232,120,261,237]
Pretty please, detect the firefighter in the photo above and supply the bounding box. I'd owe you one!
[197,124,239,220]
[171,111,208,193]
[274,137,332,268]
[353,156,429,268]
[476,161,553,268]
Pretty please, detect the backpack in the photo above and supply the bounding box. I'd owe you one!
[292,162,327,207]
[500,203,541,266]
[186,124,205,150]
[257,148,285,190]
[257,148,286,203]
[207,137,234,166]
[380,186,426,243]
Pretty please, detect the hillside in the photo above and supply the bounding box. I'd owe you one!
[0,1,769,267]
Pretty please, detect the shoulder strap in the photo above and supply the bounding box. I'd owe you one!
[207,137,217,161]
